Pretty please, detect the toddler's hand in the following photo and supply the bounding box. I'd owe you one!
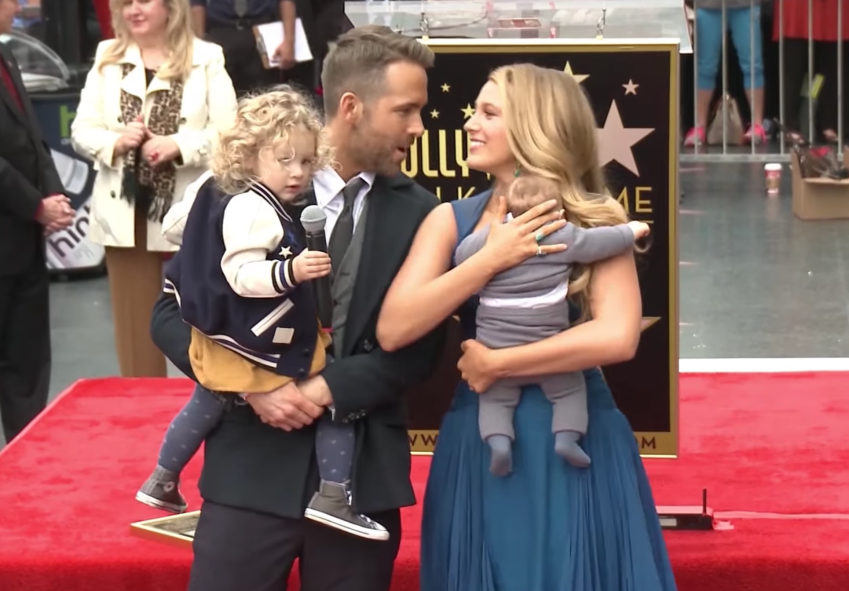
[627,221,651,240]
[292,249,332,283]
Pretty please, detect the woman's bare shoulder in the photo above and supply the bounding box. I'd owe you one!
[418,201,459,244]
[431,201,457,218]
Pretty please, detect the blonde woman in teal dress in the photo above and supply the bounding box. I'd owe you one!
[376,63,677,591]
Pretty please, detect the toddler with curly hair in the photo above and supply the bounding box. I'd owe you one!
[135,87,389,542]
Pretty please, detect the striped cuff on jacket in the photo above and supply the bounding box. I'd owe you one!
[272,259,298,294]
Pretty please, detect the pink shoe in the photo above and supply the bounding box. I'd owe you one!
[683,127,706,147]
[744,123,766,145]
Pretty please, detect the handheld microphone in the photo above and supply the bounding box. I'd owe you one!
[300,205,334,332]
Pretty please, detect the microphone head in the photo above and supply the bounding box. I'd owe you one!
[300,205,327,234]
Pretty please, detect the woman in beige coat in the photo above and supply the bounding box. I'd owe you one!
[71,0,237,377]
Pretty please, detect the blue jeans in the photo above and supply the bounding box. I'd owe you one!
[696,6,764,90]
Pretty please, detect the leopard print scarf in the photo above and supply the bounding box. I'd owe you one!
[118,63,184,223]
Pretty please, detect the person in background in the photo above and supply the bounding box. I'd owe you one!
[774,0,849,144]
[0,0,74,443]
[189,0,312,96]
[70,0,237,378]
[684,0,766,146]
[299,0,351,95]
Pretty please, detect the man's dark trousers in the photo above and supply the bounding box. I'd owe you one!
[188,499,402,591]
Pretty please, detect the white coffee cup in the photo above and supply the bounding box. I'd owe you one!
[764,163,782,194]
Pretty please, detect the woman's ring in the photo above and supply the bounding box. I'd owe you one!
[535,232,544,243]
[536,246,544,257]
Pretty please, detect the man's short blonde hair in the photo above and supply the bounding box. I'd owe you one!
[321,25,435,117]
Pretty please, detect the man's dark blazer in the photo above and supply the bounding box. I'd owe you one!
[150,172,447,518]
[0,43,64,276]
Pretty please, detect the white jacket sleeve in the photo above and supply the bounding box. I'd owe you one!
[70,41,121,169]
[220,193,298,298]
[161,170,214,246]
[170,44,238,169]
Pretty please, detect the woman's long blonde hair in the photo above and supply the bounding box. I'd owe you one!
[489,63,631,319]
[99,0,195,81]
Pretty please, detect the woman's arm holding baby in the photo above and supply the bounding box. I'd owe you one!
[459,250,642,391]
[220,194,330,297]
[378,196,565,352]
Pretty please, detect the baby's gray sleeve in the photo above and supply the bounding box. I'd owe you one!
[559,223,635,264]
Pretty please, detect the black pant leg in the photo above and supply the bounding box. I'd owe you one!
[187,501,303,591]
[781,38,808,131]
[149,291,195,381]
[283,60,318,99]
[762,13,781,122]
[299,508,402,591]
[815,41,840,134]
[0,259,50,442]
[206,26,283,96]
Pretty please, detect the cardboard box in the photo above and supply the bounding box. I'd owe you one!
[791,147,849,220]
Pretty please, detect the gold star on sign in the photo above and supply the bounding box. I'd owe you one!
[430,109,440,119]
[279,246,292,258]
[623,79,639,95]
[441,83,450,92]
[563,62,589,84]
[461,104,475,119]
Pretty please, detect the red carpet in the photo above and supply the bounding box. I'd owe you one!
[0,373,848,591]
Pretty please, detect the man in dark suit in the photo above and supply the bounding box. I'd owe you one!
[150,26,445,591]
[0,0,75,443]
[190,0,318,97]
[296,0,351,90]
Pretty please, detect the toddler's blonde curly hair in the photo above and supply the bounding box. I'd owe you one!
[211,86,333,195]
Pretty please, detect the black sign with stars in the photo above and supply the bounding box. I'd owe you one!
[403,40,680,457]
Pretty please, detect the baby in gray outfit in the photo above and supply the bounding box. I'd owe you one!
[455,176,650,476]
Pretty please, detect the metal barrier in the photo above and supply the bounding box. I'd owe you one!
[684,0,845,163]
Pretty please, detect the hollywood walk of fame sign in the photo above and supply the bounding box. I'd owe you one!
[403,40,680,458]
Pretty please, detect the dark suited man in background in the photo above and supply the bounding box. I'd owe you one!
[0,0,75,442]
[150,25,445,591]
[297,0,351,90]
[190,0,315,96]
